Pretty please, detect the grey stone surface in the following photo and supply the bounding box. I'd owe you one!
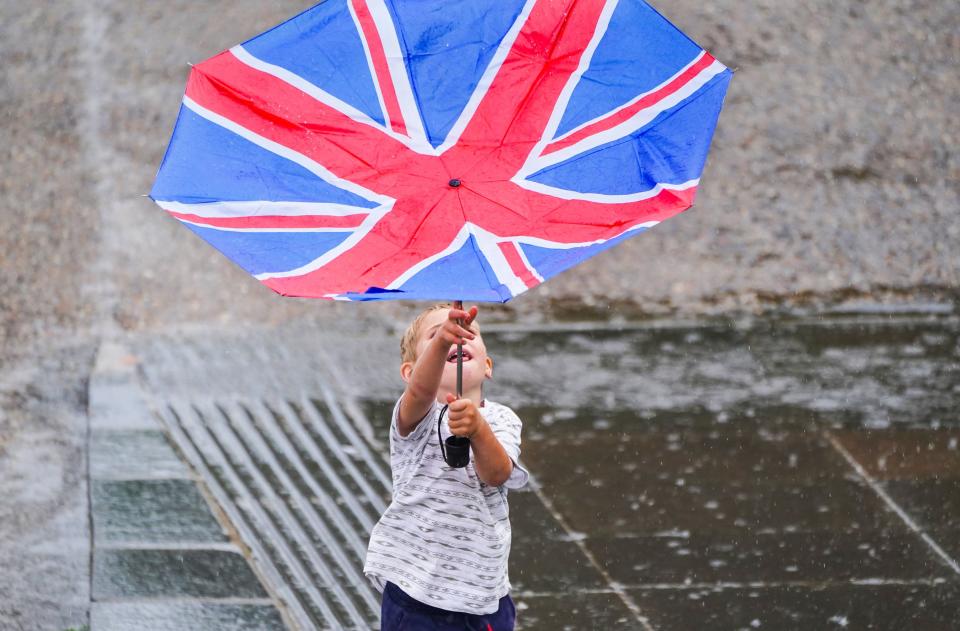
[89,378,163,432]
[93,548,268,600]
[90,430,190,480]
[0,346,93,631]
[91,602,286,631]
[92,479,228,544]
[89,342,163,433]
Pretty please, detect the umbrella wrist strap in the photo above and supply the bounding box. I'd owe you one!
[438,405,449,461]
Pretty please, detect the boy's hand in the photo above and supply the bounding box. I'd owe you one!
[435,306,478,347]
[444,393,485,438]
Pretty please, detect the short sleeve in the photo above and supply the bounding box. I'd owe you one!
[485,403,530,489]
[390,396,437,445]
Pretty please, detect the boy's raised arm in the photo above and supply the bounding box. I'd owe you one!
[397,307,477,437]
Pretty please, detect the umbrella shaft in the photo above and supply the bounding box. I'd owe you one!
[453,300,463,398]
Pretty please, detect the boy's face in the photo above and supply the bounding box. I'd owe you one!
[405,308,493,398]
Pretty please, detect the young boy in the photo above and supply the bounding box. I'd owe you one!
[364,304,529,630]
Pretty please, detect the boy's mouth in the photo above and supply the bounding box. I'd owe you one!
[447,348,473,363]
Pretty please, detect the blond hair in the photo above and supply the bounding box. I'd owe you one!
[400,303,480,363]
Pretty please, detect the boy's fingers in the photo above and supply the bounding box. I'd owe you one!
[445,392,457,404]
[464,306,479,325]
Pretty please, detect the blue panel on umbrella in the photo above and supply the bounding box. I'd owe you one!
[555,0,704,138]
[242,0,385,125]
[387,235,509,301]
[151,106,379,208]
[519,226,652,282]
[385,0,527,147]
[527,71,730,194]
[184,224,351,276]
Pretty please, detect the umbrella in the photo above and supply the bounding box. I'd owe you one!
[150,0,732,304]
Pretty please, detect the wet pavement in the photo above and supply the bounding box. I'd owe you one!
[85,312,960,630]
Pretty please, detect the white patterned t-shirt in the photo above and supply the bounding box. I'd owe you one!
[364,397,529,614]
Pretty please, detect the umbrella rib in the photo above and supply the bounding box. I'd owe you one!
[523,71,730,181]
[452,185,514,297]
[461,184,531,223]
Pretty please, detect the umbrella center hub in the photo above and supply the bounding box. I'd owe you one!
[448,179,461,188]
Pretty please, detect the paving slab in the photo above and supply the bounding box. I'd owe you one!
[628,581,960,631]
[526,471,904,538]
[93,548,268,600]
[926,529,960,564]
[517,418,919,540]
[881,479,960,534]
[587,530,954,585]
[514,591,638,631]
[90,429,191,480]
[511,538,609,594]
[91,602,285,631]
[89,378,161,432]
[92,479,228,544]
[520,424,854,483]
[509,488,569,543]
[829,428,960,481]
[509,489,610,592]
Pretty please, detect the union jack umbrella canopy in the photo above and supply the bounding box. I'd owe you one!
[151,0,731,302]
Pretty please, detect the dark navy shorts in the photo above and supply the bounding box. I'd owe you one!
[380,581,516,631]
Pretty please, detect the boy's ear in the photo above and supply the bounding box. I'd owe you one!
[484,356,493,380]
[400,361,414,384]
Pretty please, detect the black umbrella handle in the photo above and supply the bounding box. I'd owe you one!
[438,405,470,468]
